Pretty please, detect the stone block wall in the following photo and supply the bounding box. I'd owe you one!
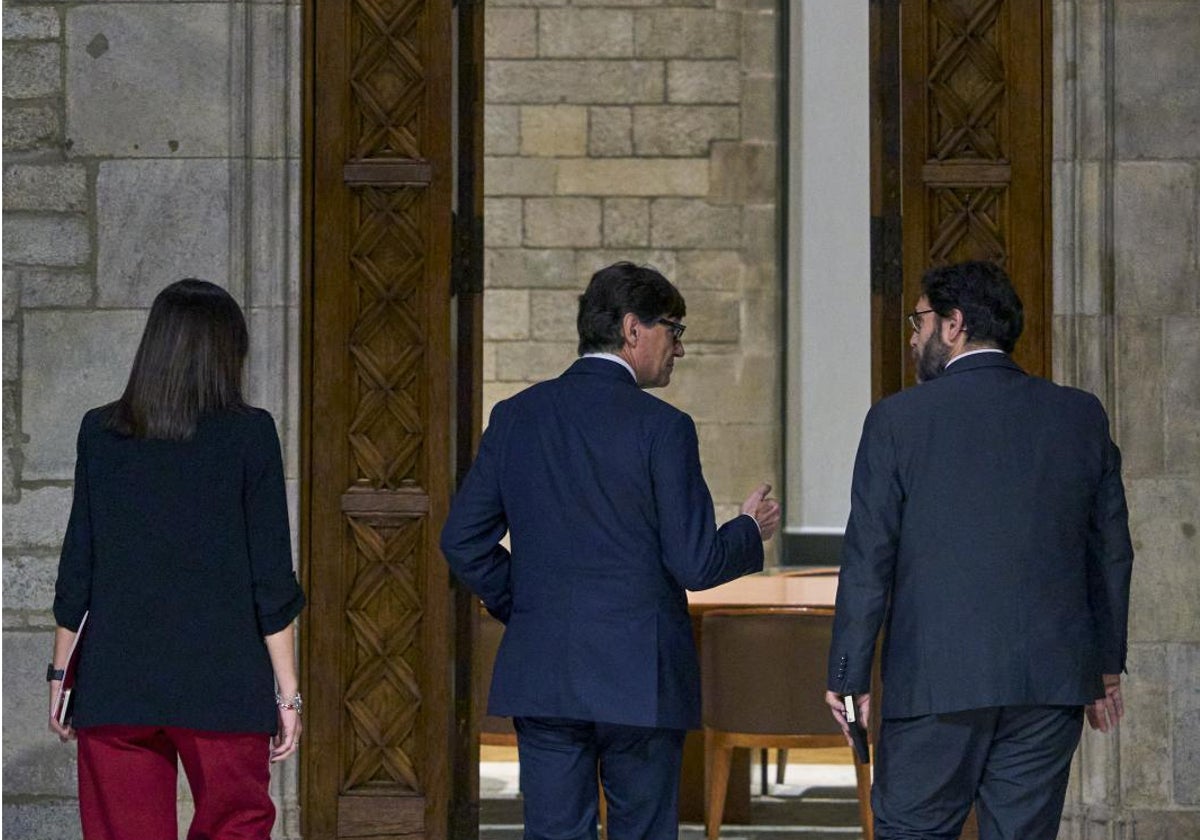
[481,0,783,529]
[1054,1,1200,836]
[2,2,303,837]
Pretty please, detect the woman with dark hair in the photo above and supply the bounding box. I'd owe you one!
[48,279,306,840]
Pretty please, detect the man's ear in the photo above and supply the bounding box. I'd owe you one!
[942,308,967,343]
[621,312,641,347]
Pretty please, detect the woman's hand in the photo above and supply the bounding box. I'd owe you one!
[271,706,302,762]
[265,623,302,762]
[48,626,79,742]
[48,681,75,742]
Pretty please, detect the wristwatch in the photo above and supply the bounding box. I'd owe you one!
[276,691,303,715]
[46,664,65,682]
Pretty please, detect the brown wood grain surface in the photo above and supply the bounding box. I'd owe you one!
[302,0,462,834]
[875,0,1051,399]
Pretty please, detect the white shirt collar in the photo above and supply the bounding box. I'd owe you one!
[582,352,637,383]
[945,347,1006,368]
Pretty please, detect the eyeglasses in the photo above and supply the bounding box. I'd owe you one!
[907,309,935,332]
[656,317,686,343]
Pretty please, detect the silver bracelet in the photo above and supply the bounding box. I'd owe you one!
[275,691,303,715]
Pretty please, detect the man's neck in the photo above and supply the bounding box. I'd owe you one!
[581,352,637,383]
[945,345,1005,368]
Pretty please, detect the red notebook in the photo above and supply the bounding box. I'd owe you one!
[54,611,89,727]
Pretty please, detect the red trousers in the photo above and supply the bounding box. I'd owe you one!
[77,726,274,840]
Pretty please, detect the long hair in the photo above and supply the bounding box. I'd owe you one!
[107,279,249,440]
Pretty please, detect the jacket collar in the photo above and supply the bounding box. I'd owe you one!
[564,355,640,385]
[942,350,1024,377]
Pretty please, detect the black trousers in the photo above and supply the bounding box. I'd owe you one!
[873,705,1084,840]
[513,716,686,840]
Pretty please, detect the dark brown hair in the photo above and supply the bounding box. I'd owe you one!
[107,279,249,440]
[576,262,686,355]
[922,260,1024,353]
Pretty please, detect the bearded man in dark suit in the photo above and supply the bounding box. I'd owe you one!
[442,261,780,840]
[826,261,1133,840]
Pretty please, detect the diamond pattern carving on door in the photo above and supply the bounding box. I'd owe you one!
[929,186,1007,266]
[344,514,425,791]
[928,0,1006,161]
[342,181,430,796]
[349,186,428,489]
[307,0,510,827]
[351,0,427,159]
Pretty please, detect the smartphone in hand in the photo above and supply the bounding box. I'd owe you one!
[842,694,870,764]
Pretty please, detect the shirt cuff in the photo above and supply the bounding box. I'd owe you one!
[257,590,307,636]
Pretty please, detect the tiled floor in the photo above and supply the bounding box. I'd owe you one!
[480,762,865,840]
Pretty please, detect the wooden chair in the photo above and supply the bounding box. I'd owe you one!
[780,566,841,577]
[478,610,607,838]
[771,569,841,787]
[701,607,873,840]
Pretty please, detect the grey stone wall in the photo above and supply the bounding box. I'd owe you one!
[2,1,303,837]
[480,0,784,533]
[1054,1,1200,837]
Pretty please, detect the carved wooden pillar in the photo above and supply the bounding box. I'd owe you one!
[301,0,461,834]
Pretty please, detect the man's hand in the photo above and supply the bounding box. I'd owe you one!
[741,483,782,541]
[1086,674,1124,733]
[825,690,870,747]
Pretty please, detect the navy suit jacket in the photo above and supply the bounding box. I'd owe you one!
[828,352,1133,718]
[441,357,763,730]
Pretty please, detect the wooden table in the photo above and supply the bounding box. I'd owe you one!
[687,571,839,612]
[679,571,839,824]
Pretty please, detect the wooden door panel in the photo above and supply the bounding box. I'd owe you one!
[876,0,1050,397]
[303,0,457,834]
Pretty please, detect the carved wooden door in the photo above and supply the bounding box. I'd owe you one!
[299,0,483,833]
[873,0,1051,397]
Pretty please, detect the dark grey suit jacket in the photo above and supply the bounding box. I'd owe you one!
[827,352,1133,718]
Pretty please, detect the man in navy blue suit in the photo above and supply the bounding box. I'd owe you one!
[826,261,1133,839]
[442,262,781,840]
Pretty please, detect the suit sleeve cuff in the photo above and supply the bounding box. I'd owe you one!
[740,512,761,535]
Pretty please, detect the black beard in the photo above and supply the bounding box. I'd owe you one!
[916,334,952,383]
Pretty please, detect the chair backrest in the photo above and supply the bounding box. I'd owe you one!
[478,610,516,737]
[780,567,840,577]
[701,607,841,735]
